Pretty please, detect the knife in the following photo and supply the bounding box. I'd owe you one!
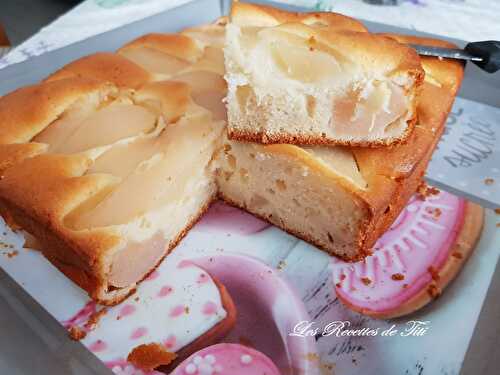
[409,41,500,73]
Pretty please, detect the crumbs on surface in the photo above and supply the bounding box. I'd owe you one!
[484,178,495,185]
[427,284,441,299]
[495,208,500,215]
[432,208,442,219]
[68,326,87,341]
[305,352,320,362]
[84,308,108,331]
[417,184,440,200]
[127,343,176,372]
[319,361,336,375]
[1,248,18,259]
[427,266,440,281]
[277,260,286,270]
[391,273,405,281]
[360,277,371,286]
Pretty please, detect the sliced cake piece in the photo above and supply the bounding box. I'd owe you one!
[224,2,424,147]
[0,78,224,304]
[217,35,463,260]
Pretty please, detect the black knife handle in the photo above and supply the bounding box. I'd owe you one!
[464,41,500,73]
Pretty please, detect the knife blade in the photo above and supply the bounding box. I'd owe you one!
[410,44,483,62]
[409,41,500,73]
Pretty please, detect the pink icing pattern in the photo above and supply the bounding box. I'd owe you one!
[333,190,465,314]
[60,260,227,375]
[169,305,186,318]
[89,340,107,352]
[163,335,177,349]
[61,301,97,329]
[119,304,136,318]
[195,201,270,235]
[170,343,281,375]
[158,285,173,297]
[130,327,148,340]
[202,301,218,315]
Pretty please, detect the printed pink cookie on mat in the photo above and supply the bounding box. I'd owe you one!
[60,257,236,374]
[187,254,319,375]
[171,343,281,375]
[332,190,483,319]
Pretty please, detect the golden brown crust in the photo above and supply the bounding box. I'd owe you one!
[348,35,465,251]
[0,77,115,144]
[118,33,203,63]
[231,1,367,32]
[0,143,48,175]
[227,114,418,148]
[381,34,464,94]
[0,153,122,298]
[339,202,484,319]
[45,52,153,89]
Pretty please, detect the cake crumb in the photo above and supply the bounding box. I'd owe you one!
[391,273,405,281]
[277,260,286,270]
[127,343,177,371]
[427,266,440,281]
[452,252,463,259]
[433,208,442,219]
[495,208,500,215]
[427,284,441,299]
[305,352,320,362]
[417,184,440,200]
[4,250,19,259]
[68,326,87,341]
[496,223,500,228]
[360,277,372,286]
[84,308,108,331]
[484,178,495,185]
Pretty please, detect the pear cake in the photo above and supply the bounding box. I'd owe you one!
[224,2,425,147]
[0,4,463,304]
[0,77,225,304]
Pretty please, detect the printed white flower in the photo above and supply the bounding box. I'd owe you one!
[111,364,146,375]
[183,354,223,374]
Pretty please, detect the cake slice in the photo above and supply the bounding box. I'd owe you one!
[0,78,224,304]
[217,35,463,260]
[224,2,425,146]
